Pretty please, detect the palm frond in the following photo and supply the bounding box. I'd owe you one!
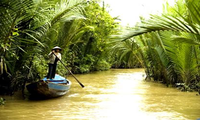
[172,36,200,45]
[51,0,86,25]
[119,1,200,42]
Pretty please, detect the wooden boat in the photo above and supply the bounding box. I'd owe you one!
[26,74,71,99]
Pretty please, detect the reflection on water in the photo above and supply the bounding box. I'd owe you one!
[0,69,200,120]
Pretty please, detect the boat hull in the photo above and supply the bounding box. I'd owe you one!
[26,78,71,99]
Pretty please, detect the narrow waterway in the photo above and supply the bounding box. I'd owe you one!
[0,69,200,120]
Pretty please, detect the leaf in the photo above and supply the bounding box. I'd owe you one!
[172,36,200,45]
[25,32,45,47]
[12,32,19,36]
[0,57,3,74]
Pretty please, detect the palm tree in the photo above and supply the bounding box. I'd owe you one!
[110,38,143,68]
[0,0,87,94]
[117,0,200,87]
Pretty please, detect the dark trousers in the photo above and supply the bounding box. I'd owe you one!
[47,63,57,79]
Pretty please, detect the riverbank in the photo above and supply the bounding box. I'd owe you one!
[1,68,200,101]
[0,69,200,120]
[144,75,200,95]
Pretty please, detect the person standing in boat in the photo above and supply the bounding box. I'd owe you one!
[47,46,62,80]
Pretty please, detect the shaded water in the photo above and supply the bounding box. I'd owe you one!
[0,69,200,120]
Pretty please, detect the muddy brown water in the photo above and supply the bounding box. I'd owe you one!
[0,69,200,120]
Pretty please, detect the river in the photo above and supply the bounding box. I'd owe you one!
[0,69,200,120]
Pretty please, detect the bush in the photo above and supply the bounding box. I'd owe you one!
[33,56,48,78]
[95,60,111,71]
[79,64,90,73]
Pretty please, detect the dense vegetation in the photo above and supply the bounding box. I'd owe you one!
[0,0,121,94]
[0,0,200,95]
[119,0,200,92]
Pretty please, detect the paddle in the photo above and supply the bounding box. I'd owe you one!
[52,52,85,88]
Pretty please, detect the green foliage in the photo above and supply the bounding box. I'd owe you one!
[110,38,143,68]
[197,82,200,89]
[79,64,91,73]
[95,60,111,71]
[0,0,119,94]
[78,54,95,73]
[61,1,119,73]
[0,98,5,105]
[117,0,200,91]
[32,55,48,78]
[0,0,88,94]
